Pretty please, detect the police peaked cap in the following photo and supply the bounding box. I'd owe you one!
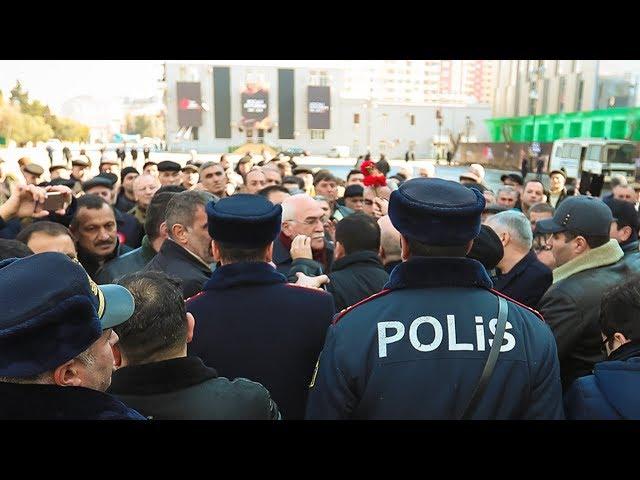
[0,253,134,377]
[388,177,485,246]
[206,194,282,248]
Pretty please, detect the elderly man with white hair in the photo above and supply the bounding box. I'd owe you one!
[485,210,552,308]
[272,194,335,282]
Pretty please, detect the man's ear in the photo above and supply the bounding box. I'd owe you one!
[158,221,168,240]
[171,223,187,244]
[112,343,123,369]
[186,312,195,343]
[264,243,274,263]
[400,235,410,261]
[334,241,345,260]
[465,239,474,255]
[281,221,293,238]
[212,240,221,263]
[53,360,82,387]
[379,245,386,260]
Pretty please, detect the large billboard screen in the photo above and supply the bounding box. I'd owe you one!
[177,82,203,127]
[240,74,271,130]
[307,86,331,130]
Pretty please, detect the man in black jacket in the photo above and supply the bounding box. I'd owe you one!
[326,213,389,311]
[70,195,132,280]
[537,196,640,390]
[187,194,335,419]
[485,210,552,308]
[95,191,176,284]
[109,271,280,420]
[144,190,215,298]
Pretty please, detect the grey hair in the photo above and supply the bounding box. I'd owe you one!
[281,194,314,222]
[497,185,520,198]
[486,210,533,250]
[610,174,629,189]
[199,161,221,174]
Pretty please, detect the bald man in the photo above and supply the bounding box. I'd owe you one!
[377,215,402,274]
[419,163,436,178]
[272,194,335,282]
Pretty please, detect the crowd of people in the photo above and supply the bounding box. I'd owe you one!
[0,146,639,420]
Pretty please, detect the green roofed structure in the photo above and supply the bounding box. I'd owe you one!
[485,107,640,143]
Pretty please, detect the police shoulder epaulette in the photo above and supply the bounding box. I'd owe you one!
[185,291,205,304]
[490,288,545,322]
[332,288,393,325]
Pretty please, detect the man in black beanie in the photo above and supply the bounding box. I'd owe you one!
[115,167,139,213]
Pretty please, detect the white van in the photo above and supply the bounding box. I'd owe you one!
[549,138,638,182]
[327,145,350,158]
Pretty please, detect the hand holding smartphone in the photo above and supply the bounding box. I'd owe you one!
[42,191,65,212]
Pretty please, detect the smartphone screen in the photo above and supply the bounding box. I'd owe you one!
[43,192,65,211]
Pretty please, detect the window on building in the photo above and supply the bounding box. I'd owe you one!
[192,127,199,141]
[410,114,415,126]
[354,113,360,125]
[310,129,325,140]
[542,79,549,114]
[575,75,584,111]
[558,76,566,113]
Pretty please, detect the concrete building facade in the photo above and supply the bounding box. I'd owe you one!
[165,62,492,158]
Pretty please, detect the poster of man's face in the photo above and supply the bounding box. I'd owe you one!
[240,73,271,130]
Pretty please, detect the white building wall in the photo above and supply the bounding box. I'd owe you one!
[165,64,492,158]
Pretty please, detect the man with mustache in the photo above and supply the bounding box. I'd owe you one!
[70,194,132,280]
[273,194,334,282]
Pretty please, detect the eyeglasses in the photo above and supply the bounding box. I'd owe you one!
[290,217,324,227]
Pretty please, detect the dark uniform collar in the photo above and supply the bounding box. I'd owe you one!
[160,239,212,274]
[0,382,144,420]
[384,256,493,291]
[331,250,384,272]
[621,240,640,254]
[496,250,537,281]
[109,356,218,396]
[204,261,286,290]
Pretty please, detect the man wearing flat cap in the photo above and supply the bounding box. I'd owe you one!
[157,161,183,187]
[537,196,640,391]
[22,163,44,185]
[0,252,144,419]
[187,194,335,419]
[306,177,563,420]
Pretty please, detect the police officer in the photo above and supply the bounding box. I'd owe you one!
[186,194,335,419]
[305,178,564,420]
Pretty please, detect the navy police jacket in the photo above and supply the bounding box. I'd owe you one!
[187,261,335,420]
[305,257,564,420]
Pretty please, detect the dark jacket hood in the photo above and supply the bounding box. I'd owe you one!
[594,342,640,419]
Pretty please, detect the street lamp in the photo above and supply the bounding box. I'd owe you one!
[436,108,443,160]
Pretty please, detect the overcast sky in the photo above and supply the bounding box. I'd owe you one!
[0,60,637,115]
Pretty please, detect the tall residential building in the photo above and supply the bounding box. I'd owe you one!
[342,60,497,105]
[492,60,640,118]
